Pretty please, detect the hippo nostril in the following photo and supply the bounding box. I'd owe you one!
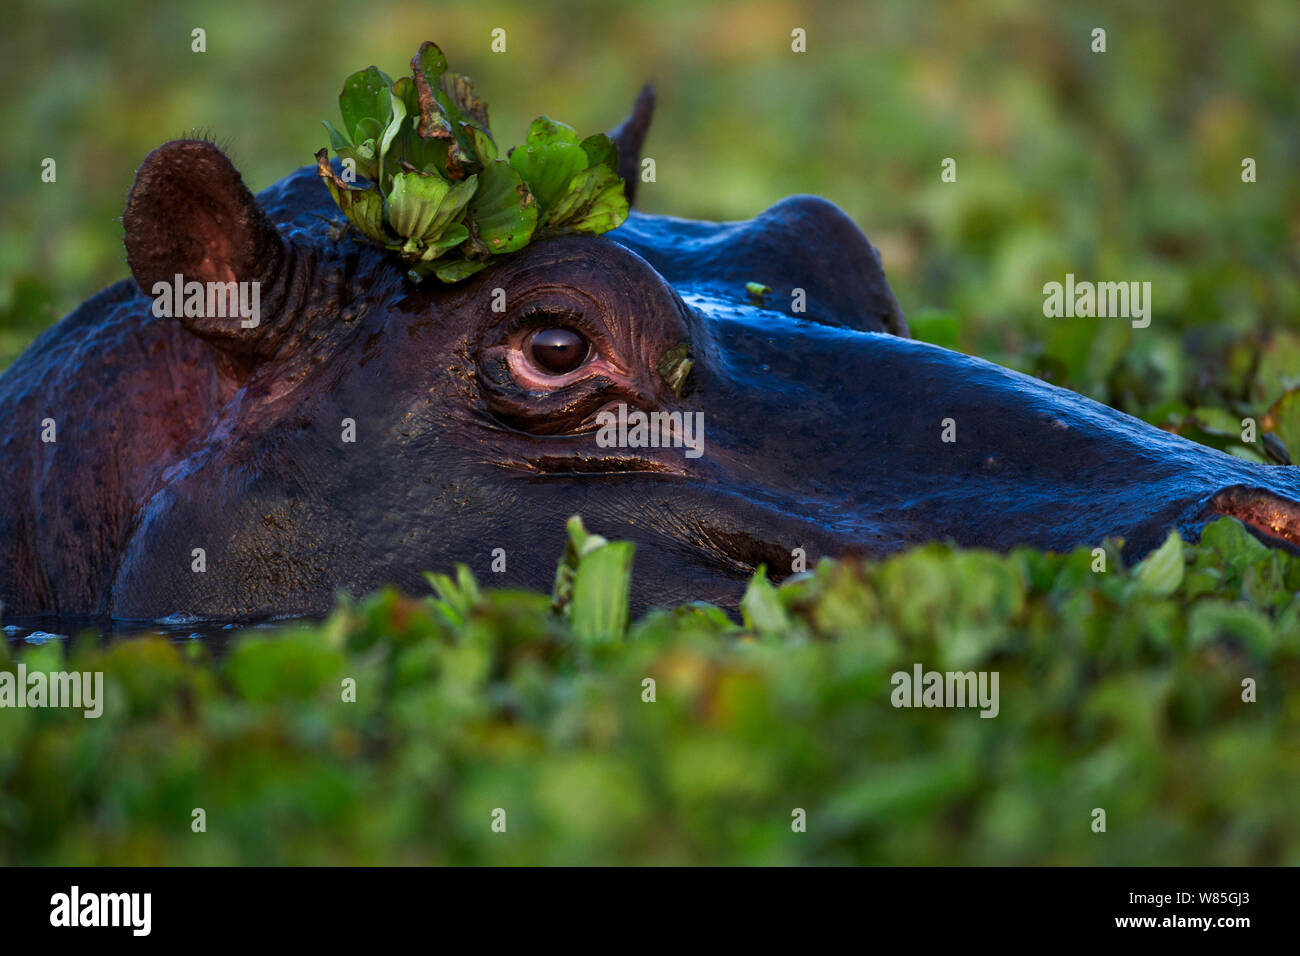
[1209,486,1300,551]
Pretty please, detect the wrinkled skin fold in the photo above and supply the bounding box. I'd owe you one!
[2,94,1299,622]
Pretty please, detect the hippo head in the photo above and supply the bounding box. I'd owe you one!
[99,90,1300,619]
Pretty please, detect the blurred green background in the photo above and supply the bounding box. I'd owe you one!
[3,0,1299,427]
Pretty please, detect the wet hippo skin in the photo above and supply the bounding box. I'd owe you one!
[3,92,1299,621]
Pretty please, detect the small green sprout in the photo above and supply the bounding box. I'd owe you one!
[745,281,772,304]
[552,515,634,644]
[318,41,630,282]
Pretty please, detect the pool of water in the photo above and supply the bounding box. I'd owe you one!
[2,612,310,655]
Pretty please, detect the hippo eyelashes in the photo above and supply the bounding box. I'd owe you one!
[471,281,694,448]
[497,302,612,393]
[476,302,624,435]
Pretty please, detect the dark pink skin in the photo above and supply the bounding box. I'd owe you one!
[4,97,1300,623]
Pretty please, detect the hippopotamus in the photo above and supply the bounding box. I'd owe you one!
[3,88,1300,622]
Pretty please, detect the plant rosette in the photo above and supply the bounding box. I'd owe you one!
[316,41,629,283]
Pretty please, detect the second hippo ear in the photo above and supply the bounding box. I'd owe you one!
[123,139,287,353]
[608,85,654,205]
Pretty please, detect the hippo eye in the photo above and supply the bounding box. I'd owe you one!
[528,327,590,376]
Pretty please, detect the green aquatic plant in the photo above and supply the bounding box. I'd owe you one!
[317,41,629,283]
[3,514,1299,865]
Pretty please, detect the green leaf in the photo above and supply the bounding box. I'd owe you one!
[428,174,477,236]
[740,566,791,634]
[509,116,589,213]
[1188,600,1275,655]
[412,41,447,83]
[553,514,603,614]
[439,71,490,131]
[545,163,628,233]
[338,66,394,146]
[571,541,634,645]
[657,342,693,398]
[552,515,634,645]
[385,93,453,179]
[431,258,490,282]
[525,115,580,147]
[423,564,482,628]
[579,133,619,172]
[1187,406,1241,438]
[417,222,470,260]
[376,90,409,195]
[386,171,475,246]
[316,149,389,243]
[323,119,353,152]
[1200,515,1270,566]
[322,120,378,184]
[392,74,418,117]
[1133,529,1185,597]
[468,124,498,164]
[386,170,453,239]
[467,161,537,254]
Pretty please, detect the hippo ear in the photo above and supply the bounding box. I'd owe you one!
[123,139,288,352]
[608,85,655,205]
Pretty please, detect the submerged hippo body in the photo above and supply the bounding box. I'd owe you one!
[4,93,1300,621]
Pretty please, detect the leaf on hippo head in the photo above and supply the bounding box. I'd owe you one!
[409,41,478,180]
[544,162,628,234]
[319,42,632,283]
[410,41,454,141]
[409,45,487,140]
[322,119,379,183]
[376,90,409,195]
[467,160,537,255]
[509,123,628,233]
[433,64,494,169]
[431,258,490,283]
[316,149,389,244]
[418,223,470,261]
[468,124,498,165]
[439,71,491,133]
[386,170,451,239]
[509,117,589,214]
[429,174,477,237]
[386,80,454,179]
[579,132,619,173]
[386,170,476,246]
[339,66,395,149]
